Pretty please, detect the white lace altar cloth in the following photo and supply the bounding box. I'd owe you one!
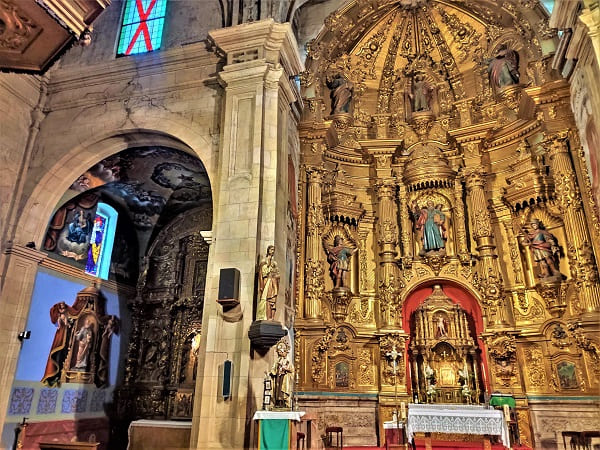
[406,404,510,447]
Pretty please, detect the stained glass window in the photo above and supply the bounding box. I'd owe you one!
[117,0,167,56]
[85,203,117,280]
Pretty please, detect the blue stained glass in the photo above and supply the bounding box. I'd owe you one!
[542,0,554,14]
[117,0,167,56]
[85,214,106,277]
[84,203,117,280]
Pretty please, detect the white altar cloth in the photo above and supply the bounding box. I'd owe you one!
[252,411,305,421]
[406,404,510,448]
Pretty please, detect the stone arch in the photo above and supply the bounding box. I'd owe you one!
[15,128,216,248]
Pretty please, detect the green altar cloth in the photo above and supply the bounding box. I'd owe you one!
[259,419,289,450]
[253,410,305,450]
[490,395,516,408]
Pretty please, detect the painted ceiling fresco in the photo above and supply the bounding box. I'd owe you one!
[70,147,211,231]
[45,147,212,282]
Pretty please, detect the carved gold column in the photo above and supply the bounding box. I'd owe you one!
[547,133,600,312]
[304,165,326,320]
[376,180,401,328]
[464,168,497,274]
[397,182,413,265]
[453,179,470,263]
[463,166,509,327]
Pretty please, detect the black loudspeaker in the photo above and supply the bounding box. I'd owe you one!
[218,268,240,308]
[222,360,233,400]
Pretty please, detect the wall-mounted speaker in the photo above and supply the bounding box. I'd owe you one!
[222,360,233,400]
[218,268,240,308]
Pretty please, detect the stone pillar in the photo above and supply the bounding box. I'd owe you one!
[376,181,400,328]
[547,133,600,313]
[579,4,600,74]
[303,166,325,320]
[0,244,46,432]
[192,20,303,449]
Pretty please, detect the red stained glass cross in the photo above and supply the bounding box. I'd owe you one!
[125,0,158,55]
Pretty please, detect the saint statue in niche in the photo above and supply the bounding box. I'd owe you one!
[410,72,434,112]
[411,200,447,255]
[270,340,293,408]
[521,219,563,280]
[326,73,353,115]
[435,315,448,338]
[71,317,94,371]
[326,235,358,289]
[487,46,520,90]
[256,245,280,321]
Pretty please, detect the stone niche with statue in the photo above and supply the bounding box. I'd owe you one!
[409,285,484,404]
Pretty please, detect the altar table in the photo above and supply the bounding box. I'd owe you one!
[406,404,510,448]
[253,411,305,450]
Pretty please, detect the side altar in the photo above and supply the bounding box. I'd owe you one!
[406,403,510,448]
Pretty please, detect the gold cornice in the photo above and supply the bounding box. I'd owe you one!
[524,79,572,105]
[358,139,403,152]
[486,119,541,149]
[448,122,496,143]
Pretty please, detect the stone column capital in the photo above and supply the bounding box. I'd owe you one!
[209,19,304,79]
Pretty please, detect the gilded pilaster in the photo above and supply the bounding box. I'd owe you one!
[453,180,469,263]
[304,166,326,320]
[547,133,600,312]
[397,182,413,264]
[376,181,401,328]
[463,168,497,275]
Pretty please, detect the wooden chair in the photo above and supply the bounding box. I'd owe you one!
[325,426,343,449]
[296,431,306,450]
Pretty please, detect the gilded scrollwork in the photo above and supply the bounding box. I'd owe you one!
[484,332,518,387]
[379,333,405,385]
[311,328,336,383]
[523,345,547,388]
[358,349,375,385]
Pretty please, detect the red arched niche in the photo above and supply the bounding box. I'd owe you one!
[402,281,491,393]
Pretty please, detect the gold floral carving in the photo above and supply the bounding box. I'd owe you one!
[311,328,336,383]
[436,6,482,63]
[485,332,518,387]
[348,297,374,325]
[358,349,375,385]
[568,322,600,377]
[379,333,405,385]
[516,409,533,448]
[379,274,403,321]
[523,345,547,388]
[305,258,325,315]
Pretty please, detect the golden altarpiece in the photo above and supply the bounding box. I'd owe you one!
[293,0,600,446]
